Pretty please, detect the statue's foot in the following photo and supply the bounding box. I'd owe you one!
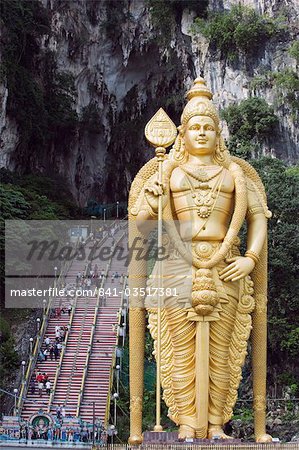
[178,424,196,440]
[208,425,231,440]
[256,433,273,443]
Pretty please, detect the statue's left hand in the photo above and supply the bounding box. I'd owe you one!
[219,256,255,282]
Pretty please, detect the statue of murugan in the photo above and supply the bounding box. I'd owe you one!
[128,78,273,444]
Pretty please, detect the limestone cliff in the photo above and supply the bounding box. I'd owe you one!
[0,0,298,206]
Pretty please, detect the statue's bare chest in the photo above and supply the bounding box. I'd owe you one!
[170,166,234,194]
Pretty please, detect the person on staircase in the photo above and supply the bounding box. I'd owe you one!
[36,372,44,397]
[46,379,51,395]
[50,345,55,361]
[30,377,36,395]
[53,344,59,361]
[67,303,72,316]
[61,405,66,420]
[56,341,62,355]
[43,348,50,361]
[56,404,62,420]
[42,372,49,387]
[59,326,65,341]
[55,326,61,341]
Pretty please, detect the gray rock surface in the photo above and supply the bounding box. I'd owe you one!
[0,0,298,205]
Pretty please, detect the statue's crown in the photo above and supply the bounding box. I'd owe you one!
[181,77,219,129]
[186,77,213,101]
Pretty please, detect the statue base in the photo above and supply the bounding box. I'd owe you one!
[143,431,242,444]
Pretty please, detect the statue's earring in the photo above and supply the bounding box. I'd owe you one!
[214,134,225,163]
[171,127,188,163]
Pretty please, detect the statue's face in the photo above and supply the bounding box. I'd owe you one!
[183,116,217,156]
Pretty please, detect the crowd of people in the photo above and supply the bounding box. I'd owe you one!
[74,263,125,292]
[76,263,102,290]
[30,372,51,398]
[17,419,105,443]
[32,322,71,397]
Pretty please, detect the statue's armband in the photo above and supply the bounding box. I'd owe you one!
[246,178,268,221]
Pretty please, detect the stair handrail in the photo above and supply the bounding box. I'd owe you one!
[76,235,112,417]
[104,232,127,428]
[18,237,81,414]
[64,289,91,404]
[47,292,78,412]
[104,275,127,428]
[77,229,126,422]
[75,227,123,415]
[76,262,110,417]
[17,264,69,414]
[48,231,111,412]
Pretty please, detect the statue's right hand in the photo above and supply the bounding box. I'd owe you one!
[144,180,167,214]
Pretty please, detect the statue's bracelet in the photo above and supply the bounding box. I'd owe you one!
[245,250,259,264]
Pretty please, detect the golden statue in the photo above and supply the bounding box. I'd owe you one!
[128,78,273,444]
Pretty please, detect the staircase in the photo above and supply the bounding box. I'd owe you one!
[79,233,127,423]
[20,224,127,426]
[21,258,84,421]
[21,302,70,420]
[49,294,98,416]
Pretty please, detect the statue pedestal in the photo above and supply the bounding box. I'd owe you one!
[143,431,242,444]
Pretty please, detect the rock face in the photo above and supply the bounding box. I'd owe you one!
[0,0,298,206]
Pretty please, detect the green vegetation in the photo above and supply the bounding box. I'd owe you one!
[274,69,299,115]
[0,169,80,220]
[250,69,299,116]
[0,169,80,389]
[221,97,278,158]
[192,5,284,62]
[148,0,208,45]
[0,317,20,382]
[288,41,299,63]
[0,0,78,166]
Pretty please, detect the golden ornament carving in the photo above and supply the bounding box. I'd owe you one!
[130,396,143,413]
[255,294,268,313]
[145,108,177,148]
[254,395,266,412]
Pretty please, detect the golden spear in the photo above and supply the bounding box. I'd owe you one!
[144,108,177,432]
[128,109,176,444]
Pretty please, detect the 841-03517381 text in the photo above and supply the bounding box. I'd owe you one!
[97,287,179,297]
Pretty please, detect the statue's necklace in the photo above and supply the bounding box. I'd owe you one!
[181,165,223,183]
[180,166,224,219]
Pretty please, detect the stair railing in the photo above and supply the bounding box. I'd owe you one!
[104,276,127,428]
[47,292,78,412]
[76,262,110,417]
[17,266,68,414]
[104,232,128,428]
[76,229,125,417]
[64,292,90,404]
[48,232,110,412]
[18,236,81,415]
[77,229,126,422]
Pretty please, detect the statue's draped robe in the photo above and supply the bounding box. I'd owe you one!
[146,240,255,433]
